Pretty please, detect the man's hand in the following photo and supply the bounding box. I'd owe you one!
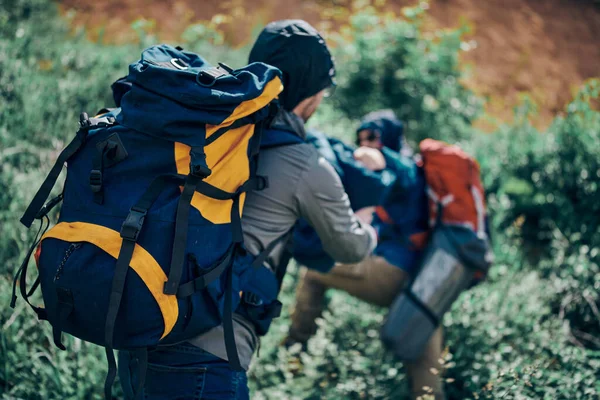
[354,146,386,171]
[354,206,375,225]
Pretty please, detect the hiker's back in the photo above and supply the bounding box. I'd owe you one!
[242,141,318,267]
[192,113,377,356]
[242,113,376,271]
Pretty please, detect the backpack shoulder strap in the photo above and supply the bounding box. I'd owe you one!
[259,128,305,150]
[251,231,292,270]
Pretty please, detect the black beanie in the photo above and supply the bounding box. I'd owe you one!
[356,110,405,152]
[249,20,336,111]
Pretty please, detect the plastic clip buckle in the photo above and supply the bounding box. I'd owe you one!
[120,207,147,241]
[242,291,263,307]
[89,170,103,193]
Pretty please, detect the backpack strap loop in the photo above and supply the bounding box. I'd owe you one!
[230,193,244,244]
[240,175,269,192]
[251,232,291,270]
[176,245,235,298]
[35,193,64,220]
[241,291,263,307]
[164,175,201,295]
[11,217,50,321]
[20,132,86,228]
[223,254,243,371]
[104,174,181,399]
[21,112,117,228]
[264,300,283,319]
[169,58,189,70]
[52,287,74,351]
[242,295,283,321]
[132,348,148,400]
[90,140,121,205]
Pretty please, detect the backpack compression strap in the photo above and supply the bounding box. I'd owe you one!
[104,174,186,400]
[10,216,50,318]
[169,99,277,288]
[250,231,292,270]
[162,173,267,295]
[170,111,276,372]
[103,173,264,397]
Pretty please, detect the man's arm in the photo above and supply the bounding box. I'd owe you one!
[294,155,377,264]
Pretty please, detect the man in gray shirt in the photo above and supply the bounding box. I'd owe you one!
[191,18,377,363]
[128,20,377,400]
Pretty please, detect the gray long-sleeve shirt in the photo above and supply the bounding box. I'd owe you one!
[243,140,377,270]
[189,111,377,368]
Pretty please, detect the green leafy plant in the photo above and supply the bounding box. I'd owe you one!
[328,4,482,144]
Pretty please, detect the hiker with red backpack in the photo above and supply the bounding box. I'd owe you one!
[12,20,378,399]
[290,111,407,273]
[287,113,492,400]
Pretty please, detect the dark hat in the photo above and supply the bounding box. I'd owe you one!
[249,20,336,111]
[356,109,404,152]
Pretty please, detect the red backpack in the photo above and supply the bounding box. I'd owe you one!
[420,138,487,236]
[381,140,492,360]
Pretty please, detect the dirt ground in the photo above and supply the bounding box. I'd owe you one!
[58,0,600,128]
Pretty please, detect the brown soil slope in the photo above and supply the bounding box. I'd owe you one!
[59,0,600,126]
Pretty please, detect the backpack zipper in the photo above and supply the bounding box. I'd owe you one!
[54,243,81,282]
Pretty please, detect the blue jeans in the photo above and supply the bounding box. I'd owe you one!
[119,342,249,400]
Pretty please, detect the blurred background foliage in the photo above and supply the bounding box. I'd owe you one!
[1,0,599,398]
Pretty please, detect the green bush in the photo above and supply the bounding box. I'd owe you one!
[328,4,482,144]
[250,245,600,399]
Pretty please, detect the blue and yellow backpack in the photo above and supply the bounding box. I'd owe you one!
[10,45,283,398]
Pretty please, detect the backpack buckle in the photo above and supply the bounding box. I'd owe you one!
[242,291,263,307]
[195,64,240,87]
[196,67,228,87]
[120,207,147,242]
[169,58,189,70]
[89,170,103,193]
[190,163,212,178]
[79,112,91,129]
[189,148,212,178]
[264,300,283,319]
